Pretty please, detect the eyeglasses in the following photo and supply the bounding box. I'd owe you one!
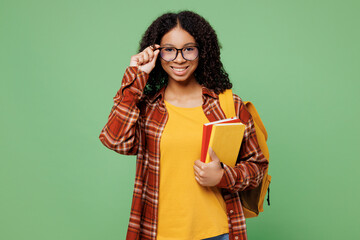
[159,46,199,62]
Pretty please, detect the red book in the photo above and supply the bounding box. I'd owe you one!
[200,117,241,162]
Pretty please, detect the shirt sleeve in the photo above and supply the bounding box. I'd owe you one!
[216,96,269,192]
[99,66,148,155]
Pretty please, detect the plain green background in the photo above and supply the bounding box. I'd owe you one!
[1,0,359,239]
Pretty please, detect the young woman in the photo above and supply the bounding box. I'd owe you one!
[99,11,268,240]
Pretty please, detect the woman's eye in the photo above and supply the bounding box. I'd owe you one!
[164,48,175,52]
[184,47,195,52]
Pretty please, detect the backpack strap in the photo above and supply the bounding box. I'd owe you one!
[219,89,269,160]
[218,89,236,118]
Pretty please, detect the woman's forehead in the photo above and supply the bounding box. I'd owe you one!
[160,27,196,47]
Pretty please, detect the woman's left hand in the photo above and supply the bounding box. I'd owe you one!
[194,147,224,187]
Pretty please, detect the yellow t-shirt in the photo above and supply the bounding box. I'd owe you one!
[157,101,229,240]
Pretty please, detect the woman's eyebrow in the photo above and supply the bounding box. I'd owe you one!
[161,42,197,47]
[183,42,197,46]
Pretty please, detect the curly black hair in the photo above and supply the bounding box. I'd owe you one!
[139,10,232,96]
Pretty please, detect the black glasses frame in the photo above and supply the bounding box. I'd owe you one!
[158,46,199,62]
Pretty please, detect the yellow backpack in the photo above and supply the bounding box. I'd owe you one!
[219,89,271,218]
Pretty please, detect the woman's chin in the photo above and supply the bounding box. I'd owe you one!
[168,74,197,84]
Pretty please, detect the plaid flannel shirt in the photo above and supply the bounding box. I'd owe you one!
[99,66,268,240]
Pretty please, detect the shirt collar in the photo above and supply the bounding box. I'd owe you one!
[148,86,166,103]
[201,86,219,99]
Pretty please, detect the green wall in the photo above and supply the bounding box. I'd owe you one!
[1,0,359,239]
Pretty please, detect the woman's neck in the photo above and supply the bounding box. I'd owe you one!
[164,78,203,108]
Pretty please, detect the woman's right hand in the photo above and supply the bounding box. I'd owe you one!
[129,44,160,74]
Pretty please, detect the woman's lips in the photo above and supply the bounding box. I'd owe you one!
[170,66,189,75]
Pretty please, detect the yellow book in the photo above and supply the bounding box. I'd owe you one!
[205,123,245,167]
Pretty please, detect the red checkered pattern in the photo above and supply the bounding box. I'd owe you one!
[99,66,268,240]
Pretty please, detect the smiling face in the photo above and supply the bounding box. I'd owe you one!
[160,26,199,84]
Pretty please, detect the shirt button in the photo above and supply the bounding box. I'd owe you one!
[235,236,239,240]
[206,111,210,115]
[229,210,234,214]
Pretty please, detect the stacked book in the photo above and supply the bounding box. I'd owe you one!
[201,117,245,167]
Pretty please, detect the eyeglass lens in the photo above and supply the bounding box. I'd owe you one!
[160,47,198,61]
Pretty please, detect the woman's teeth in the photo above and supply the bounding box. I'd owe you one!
[172,67,187,72]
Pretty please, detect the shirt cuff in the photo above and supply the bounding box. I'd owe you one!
[216,163,238,189]
[121,66,149,92]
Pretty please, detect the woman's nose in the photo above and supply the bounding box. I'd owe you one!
[173,50,187,63]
